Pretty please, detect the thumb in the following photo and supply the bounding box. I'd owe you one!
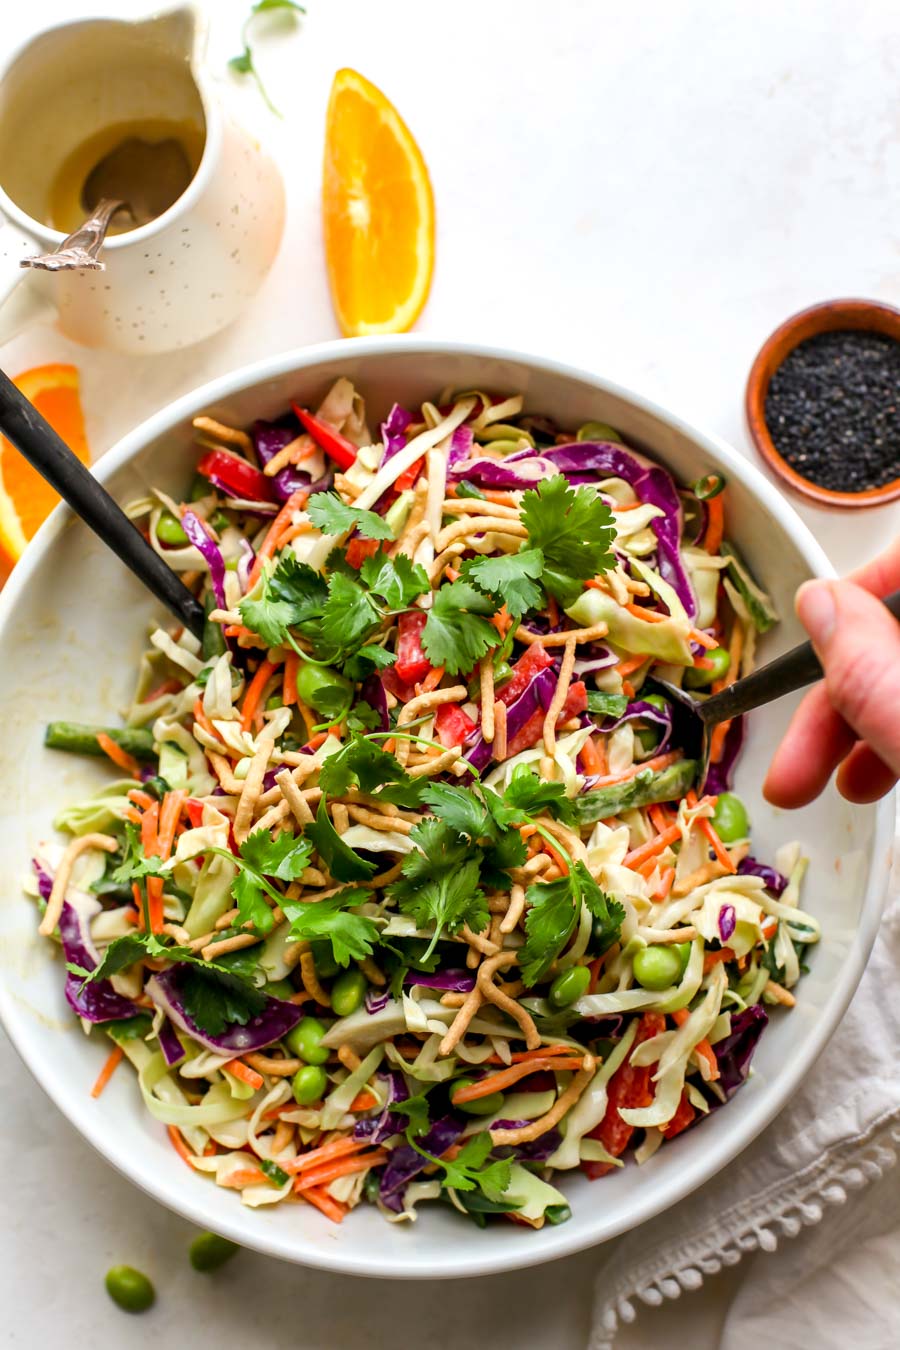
[797,578,900,777]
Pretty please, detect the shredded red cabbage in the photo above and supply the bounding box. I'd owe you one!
[446,456,558,490]
[598,699,673,752]
[158,1018,186,1067]
[405,969,477,993]
[464,664,558,772]
[364,987,391,1015]
[379,1113,466,1203]
[251,418,334,501]
[446,424,474,469]
[711,1004,768,1097]
[379,404,412,464]
[146,966,303,1056]
[353,1070,409,1145]
[737,857,788,895]
[181,511,227,611]
[492,1124,562,1163]
[359,674,390,733]
[718,904,737,943]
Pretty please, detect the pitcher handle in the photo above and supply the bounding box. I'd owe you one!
[0,218,57,345]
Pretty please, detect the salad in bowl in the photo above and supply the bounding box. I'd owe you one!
[28,377,817,1232]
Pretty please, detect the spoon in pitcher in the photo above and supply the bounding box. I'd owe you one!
[655,595,900,789]
[20,198,130,272]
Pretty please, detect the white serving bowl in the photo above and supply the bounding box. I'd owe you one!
[0,339,892,1279]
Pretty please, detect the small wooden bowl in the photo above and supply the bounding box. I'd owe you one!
[745,298,900,508]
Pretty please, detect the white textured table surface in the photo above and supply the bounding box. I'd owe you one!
[1,1,896,1345]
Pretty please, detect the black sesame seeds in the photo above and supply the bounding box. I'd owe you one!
[764,329,900,492]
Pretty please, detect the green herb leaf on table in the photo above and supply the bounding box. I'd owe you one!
[520,477,616,606]
[421,580,499,676]
[282,887,379,966]
[228,0,306,118]
[307,491,394,542]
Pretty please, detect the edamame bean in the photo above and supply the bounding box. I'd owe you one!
[576,421,623,443]
[105,1265,155,1314]
[633,944,683,990]
[330,969,367,1017]
[673,941,692,977]
[451,1078,505,1116]
[284,1016,329,1064]
[156,510,189,546]
[548,964,591,1008]
[545,1203,572,1225]
[684,646,730,688]
[712,791,749,843]
[189,1232,239,1273]
[292,1063,328,1105]
[296,662,353,716]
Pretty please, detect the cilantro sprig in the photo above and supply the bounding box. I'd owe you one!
[421,580,499,675]
[520,476,616,606]
[228,0,306,117]
[307,491,394,542]
[518,860,624,987]
[408,1130,513,1203]
[282,886,379,966]
[386,817,489,960]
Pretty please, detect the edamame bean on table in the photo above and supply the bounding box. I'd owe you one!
[105,1265,155,1314]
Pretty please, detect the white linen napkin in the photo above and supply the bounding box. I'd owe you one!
[590,814,900,1349]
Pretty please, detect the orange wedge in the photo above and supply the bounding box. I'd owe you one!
[0,363,91,573]
[323,68,435,337]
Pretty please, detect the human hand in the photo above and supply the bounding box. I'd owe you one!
[764,538,900,807]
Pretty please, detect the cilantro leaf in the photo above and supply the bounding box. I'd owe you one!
[462,548,545,621]
[282,887,379,966]
[421,580,499,676]
[239,826,313,883]
[492,768,578,827]
[180,965,268,1035]
[388,1090,433,1137]
[66,931,167,983]
[518,861,624,986]
[318,736,425,808]
[520,477,616,605]
[585,691,629,718]
[420,782,495,842]
[232,867,275,935]
[410,1129,512,1203]
[345,700,384,733]
[104,1014,155,1043]
[307,491,394,541]
[387,818,488,959]
[359,549,429,609]
[342,644,396,683]
[239,554,328,647]
[305,796,377,882]
[317,572,381,661]
[111,821,166,885]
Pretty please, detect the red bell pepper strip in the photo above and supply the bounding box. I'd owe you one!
[344,537,380,569]
[581,1011,666,1180]
[395,611,433,685]
[196,449,277,503]
[395,456,425,492]
[504,680,588,759]
[292,405,358,471]
[496,643,554,707]
[659,1089,697,1139]
[434,703,476,748]
[184,798,206,829]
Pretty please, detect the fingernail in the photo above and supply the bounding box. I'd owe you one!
[796,580,836,646]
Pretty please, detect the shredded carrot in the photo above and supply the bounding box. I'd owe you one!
[302,1187,347,1223]
[621,679,636,698]
[441,1143,463,1162]
[592,750,681,789]
[305,731,329,752]
[193,698,224,743]
[224,1059,265,1090]
[223,624,260,641]
[704,493,725,554]
[221,1168,267,1189]
[546,594,559,627]
[625,823,682,869]
[491,604,512,638]
[693,655,715,671]
[483,490,518,508]
[157,789,186,861]
[482,1044,578,1066]
[587,955,604,994]
[127,788,154,810]
[294,1149,388,1192]
[283,651,300,706]
[624,603,667,624]
[708,719,732,764]
[240,657,278,733]
[762,918,778,940]
[90,1044,124,1098]
[349,1091,378,1112]
[671,1008,720,1079]
[95,732,141,778]
[168,1125,198,1169]
[443,566,460,583]
[579,734,604,775]
[690,627,719,650]
[698,815,736,872]
[616,653,649,679]
[122,806,143,825]
[703,947,735,973]
[417,664,445,695]
[247,489,310,588]
[653,866,676,900]
[143,676,183,703]
[584,577,605,590]
[649,804,675,833]
[451,1056,585,1103]
[277,522,312,546]
[284,1136,367,1176]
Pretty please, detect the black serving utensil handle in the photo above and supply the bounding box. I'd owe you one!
[701,590,900,725]
[0,367,205,639]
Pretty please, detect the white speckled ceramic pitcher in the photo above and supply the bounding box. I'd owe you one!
[0,5,285,354]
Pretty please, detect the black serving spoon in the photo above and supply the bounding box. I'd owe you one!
[656,587,900,786]
[0,367,205,639]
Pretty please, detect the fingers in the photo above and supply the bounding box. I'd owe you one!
[835,742,898,804]
[763,683,856,808]
[848,535,900,598]
[796,578,900,779]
